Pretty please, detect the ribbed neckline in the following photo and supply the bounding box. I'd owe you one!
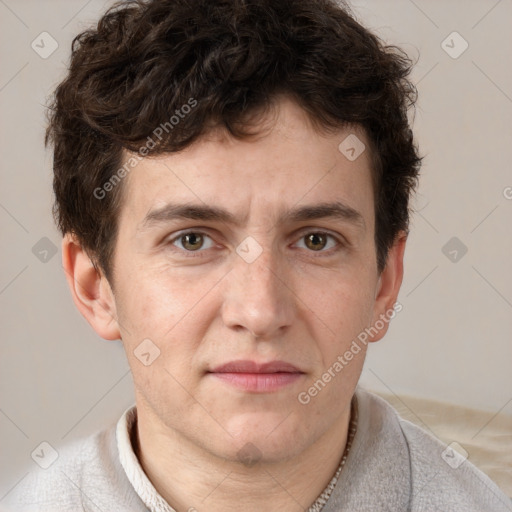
[307,394,358,511]
[117,395,358,512]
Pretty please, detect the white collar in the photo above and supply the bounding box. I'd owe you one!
[116,403,355,511]
[117,406,176,512]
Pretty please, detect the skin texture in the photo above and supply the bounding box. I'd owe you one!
[62,96,406,511]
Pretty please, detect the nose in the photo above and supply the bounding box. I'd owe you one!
[220,247,295,340]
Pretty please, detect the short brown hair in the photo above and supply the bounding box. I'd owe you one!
[46,0,422,284]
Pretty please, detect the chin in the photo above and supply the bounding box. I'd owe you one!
[217,413,310,464]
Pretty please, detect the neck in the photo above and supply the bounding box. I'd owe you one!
[134,402,352,512]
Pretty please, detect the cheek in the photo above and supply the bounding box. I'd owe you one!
[115,263,198,336]
[299,264,376,337]
[114,264,219,379]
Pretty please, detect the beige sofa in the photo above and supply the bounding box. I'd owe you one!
[372,390,512,498]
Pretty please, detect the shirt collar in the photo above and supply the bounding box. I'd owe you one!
[116,398,358,512]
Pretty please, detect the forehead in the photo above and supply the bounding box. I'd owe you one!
[117,97,375,232]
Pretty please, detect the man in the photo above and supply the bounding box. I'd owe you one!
[3,0,511,510]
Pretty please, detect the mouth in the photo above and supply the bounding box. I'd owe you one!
[207,360,305,392]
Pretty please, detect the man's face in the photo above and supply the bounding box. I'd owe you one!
[108,97,392,463]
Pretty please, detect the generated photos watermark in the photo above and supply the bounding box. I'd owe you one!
[93,98,198,200]
[298,302,403,405]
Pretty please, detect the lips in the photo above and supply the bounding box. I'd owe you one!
[210,360,303,374]
[208,360,304,392]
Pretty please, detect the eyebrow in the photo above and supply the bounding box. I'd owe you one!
[138,200,365,233]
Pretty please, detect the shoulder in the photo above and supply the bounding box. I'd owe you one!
[1,407,146,512]
[359,389,512,511]
[398,418,512,511]
[1,429,112,511]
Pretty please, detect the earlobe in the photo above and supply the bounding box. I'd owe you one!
[368,232,407,343]
[61,234,121,341]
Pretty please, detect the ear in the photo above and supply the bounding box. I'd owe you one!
[368,231,407,343]
[61,233,121,341]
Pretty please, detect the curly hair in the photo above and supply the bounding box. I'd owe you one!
[46,0,422,284]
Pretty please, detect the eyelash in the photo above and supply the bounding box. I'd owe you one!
[167,229,344,258]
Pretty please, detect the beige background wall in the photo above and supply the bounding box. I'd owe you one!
[1,0,511,498]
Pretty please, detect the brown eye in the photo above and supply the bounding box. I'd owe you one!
[180,233,204,251]
[295,232,340,253]
[304,233,328,251]
[168,230,215,256]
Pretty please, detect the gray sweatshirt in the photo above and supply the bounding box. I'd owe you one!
[2,387,511,511]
